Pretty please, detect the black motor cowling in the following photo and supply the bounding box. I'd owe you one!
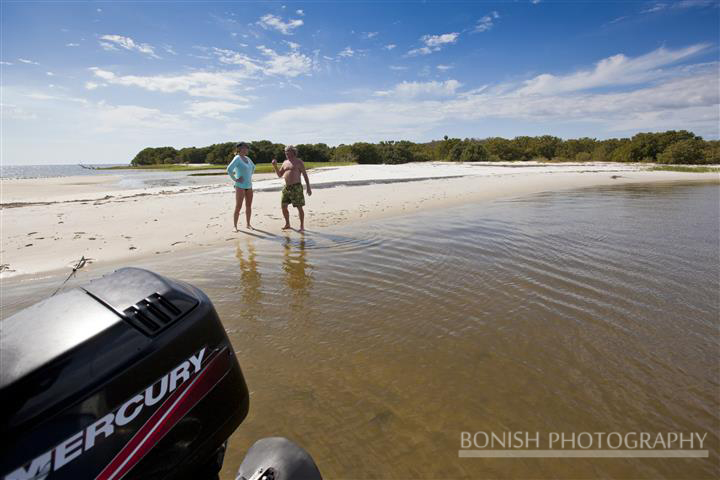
[1,268,250,480]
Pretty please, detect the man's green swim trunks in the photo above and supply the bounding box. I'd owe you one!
[281,183,305,207]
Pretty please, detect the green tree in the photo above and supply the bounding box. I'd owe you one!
[657,138,706,164]
[249,140,283,164]
[206,142,235,164]
[483,137,522,161]
[534,135,562,160]
[332,144,357,162]
[703,141,720,164]
[378,141,415,164]
[459,143,490,162]
[131,146,178,166]
[351,142,382,164]
[297,143,331,162]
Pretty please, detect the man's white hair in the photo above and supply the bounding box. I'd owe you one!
[284,145,297,154]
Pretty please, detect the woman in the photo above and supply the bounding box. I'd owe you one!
[227,142,256,231]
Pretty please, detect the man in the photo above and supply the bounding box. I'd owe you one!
[271,145,312,232]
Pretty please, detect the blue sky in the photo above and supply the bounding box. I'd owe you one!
[2,1,719,165]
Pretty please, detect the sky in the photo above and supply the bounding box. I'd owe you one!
[1,1,719,165]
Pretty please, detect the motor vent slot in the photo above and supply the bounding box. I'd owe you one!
[122,292,194,336]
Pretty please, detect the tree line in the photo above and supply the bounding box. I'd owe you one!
[130,130,719,166]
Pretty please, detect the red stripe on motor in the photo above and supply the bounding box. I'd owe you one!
[96,348,230,480]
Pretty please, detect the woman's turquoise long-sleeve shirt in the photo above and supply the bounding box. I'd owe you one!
[227,155,255,189]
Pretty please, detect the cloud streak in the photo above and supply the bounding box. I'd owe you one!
[374,79,462,99]
[474,11,499,33]
[258,14,303,35]
[89,67,253,100]
[100,34,159,58]
[407,32,459,56]
[516,44,709,95]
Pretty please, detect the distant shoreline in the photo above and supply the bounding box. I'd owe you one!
[1,162,717,279]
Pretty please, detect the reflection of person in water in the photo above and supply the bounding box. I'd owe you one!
[283,237,313,301]
[235,239,262,314]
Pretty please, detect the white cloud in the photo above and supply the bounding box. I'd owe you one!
[66,43,80,47]
[1,61,13,66]
[531,0,542,4]
[99,34,159,58]
[437,65,453,71]
[90,67,253,99]
[517,44,709,95]
[408,47,432,56]
[94,105,185,133]
[384,44,397,50]
[85,81,101,90]
[362,32,379,39]
[46,72,54,76]
[257,46,312,77]
[424,33,460,48]
[296,9,305,16]
[186,100,250,119]
[389,65,408,70]
[18,58,39,65]
[163,44,178,55]
[258,14,303,35]
[285,41,301,50]
[338,46,355,58]
[24,91,88,104]
[211,48,263,74]
[408,32,459,56]
[675,0,716,7]
[641,3,667,13]
[374,79,462,99]
[475,11,500,33]
[1,103,37,120]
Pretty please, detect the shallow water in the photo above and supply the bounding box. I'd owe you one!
[0,163,224,189]
[2,181,718,479]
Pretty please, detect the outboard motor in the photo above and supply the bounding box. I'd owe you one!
[0,268,321,480]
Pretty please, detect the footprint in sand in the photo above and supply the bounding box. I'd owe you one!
[129,246,137,250]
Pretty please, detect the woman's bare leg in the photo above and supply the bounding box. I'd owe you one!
[244,189,254,229]
[234,188,244,231]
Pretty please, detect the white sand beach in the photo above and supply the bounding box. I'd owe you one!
[1,162,716,278]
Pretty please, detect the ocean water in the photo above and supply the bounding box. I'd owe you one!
[0,163,125,179]
[1,181,718,479]
[0,163,226,189]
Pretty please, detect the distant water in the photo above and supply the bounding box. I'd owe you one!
[0,163,127,179]
[1,163,226,189]
[1,181,718,479]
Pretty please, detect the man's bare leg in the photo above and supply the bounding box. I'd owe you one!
[297,206,305,232]
[281,203,291,229]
